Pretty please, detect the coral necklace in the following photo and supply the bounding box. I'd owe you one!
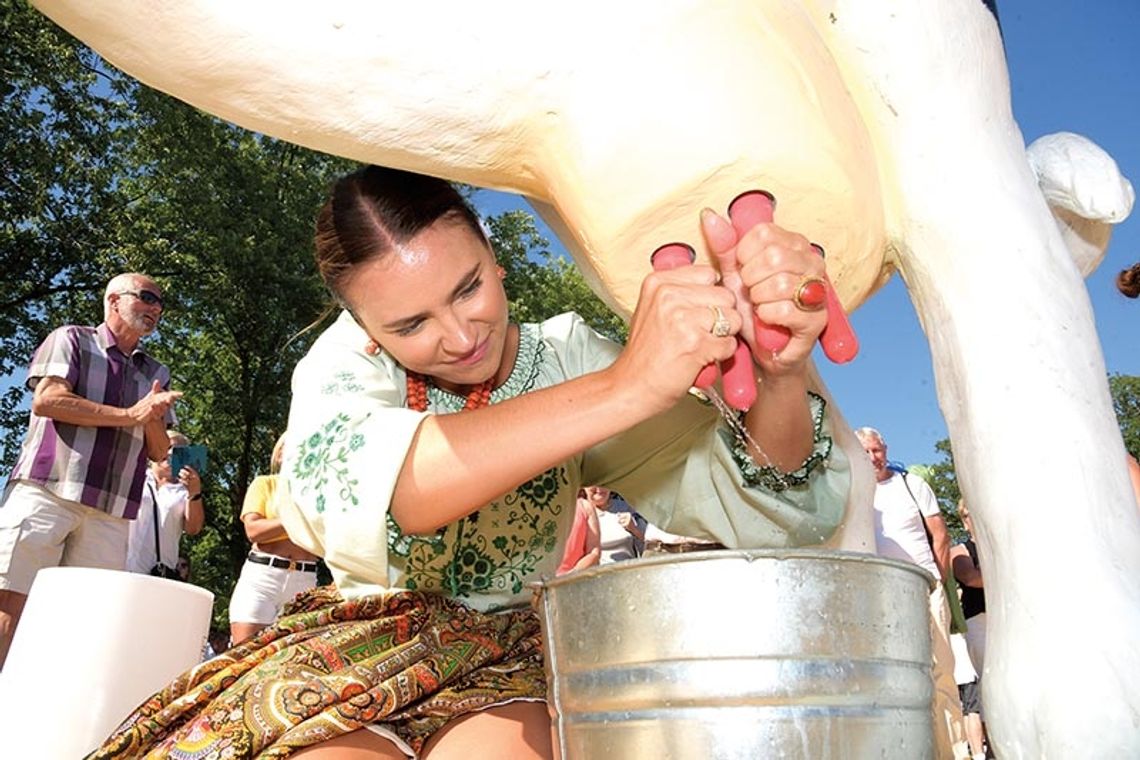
[405,370,494,412]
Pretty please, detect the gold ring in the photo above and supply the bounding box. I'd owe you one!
[709,305,732,338]
[792,276,828,312]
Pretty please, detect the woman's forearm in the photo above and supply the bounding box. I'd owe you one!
[392,367,648,534]
[740,370,814,472]
[244,515,288,544]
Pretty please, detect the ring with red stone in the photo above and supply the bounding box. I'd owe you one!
[792,276,828,312]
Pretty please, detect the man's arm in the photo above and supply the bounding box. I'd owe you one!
[33,377,180,461]
[912,477,951,580]
[142,417,171,462]
[951,543,983,587]
[32,376,181,429]
[924,512,951,581]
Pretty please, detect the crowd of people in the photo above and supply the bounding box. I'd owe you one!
[0,165,1134,759]
[557,485,726,571]
[0,272,321,669]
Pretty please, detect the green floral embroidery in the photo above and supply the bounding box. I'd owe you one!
[443,541,498,595]
[387,512,447,560]
[727,391,832,493]
[424,323,545,412]
[392,466,570,599]
[493,322,544,399]
[293,413,366,513]
[386,324,561,600]
[502,466,565,532]
[320,370,365,396]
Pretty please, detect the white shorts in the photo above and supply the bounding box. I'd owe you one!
[227,553,318,625]
[0,481,129,594]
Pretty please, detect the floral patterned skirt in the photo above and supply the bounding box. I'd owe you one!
[88,586,546,759]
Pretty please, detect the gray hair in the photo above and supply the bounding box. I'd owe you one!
[103,272,148,321]
[854,427,885,446]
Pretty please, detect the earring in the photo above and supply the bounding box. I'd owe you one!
[496,265,506,280]
[364,339,380,356]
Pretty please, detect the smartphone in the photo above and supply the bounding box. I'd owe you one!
[170,444,208,476]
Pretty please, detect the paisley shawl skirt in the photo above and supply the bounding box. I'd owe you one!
[88,586,546,759]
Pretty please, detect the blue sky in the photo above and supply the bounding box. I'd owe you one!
[476,0,1140,468]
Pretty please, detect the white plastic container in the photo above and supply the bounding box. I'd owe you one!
[0,567,213,758]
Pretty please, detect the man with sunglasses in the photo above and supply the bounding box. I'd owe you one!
[0,272,181,668]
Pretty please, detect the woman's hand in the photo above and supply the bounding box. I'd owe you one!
[179,466,205,534]
[611,263,742,414]
[178,466,202,495]
[616,511,645,541]
[699,208,828,379]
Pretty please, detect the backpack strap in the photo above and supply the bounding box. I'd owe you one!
[148,480,162,567]
[899,472,936,552]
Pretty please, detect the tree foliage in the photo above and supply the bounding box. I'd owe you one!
[1,0,136,452]
[488,210,626,341]
[112,90,354,620]
[1109,373,1140,458]
[1,6,353,625]
[922,439,964,541]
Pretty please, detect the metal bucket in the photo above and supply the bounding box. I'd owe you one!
[538,549,933,759]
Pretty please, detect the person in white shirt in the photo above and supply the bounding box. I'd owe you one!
[856,426,968,760]
[126,432,204,577]
[587,486,646,563]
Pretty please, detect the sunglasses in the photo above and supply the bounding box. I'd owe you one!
[118,289,165,309]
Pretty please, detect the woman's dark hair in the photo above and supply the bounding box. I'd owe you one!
[314,166,485,301]
[1117,262,1140,299]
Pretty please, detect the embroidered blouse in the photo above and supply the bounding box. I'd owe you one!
[280,310,850,612]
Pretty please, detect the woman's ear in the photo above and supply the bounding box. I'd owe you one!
[496,265,506,280]
[344,307,382,356]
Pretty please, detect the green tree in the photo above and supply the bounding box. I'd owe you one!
[1,8,352,624]
[109,87,353,623]
[0,0,137,455]
[1109,373,1140,458]
[922,439,965,542]
[488,210,626,341]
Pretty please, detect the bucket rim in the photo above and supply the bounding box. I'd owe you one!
[534,547,935,592]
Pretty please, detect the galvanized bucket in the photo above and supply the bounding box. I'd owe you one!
[538,549,933,759]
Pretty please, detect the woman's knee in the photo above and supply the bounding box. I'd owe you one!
[423,701,554,760]
[290,728,409,759]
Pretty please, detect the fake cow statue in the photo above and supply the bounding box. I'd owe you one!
[32,0,1139,756]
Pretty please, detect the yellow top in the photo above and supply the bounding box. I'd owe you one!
[240,475,278,520]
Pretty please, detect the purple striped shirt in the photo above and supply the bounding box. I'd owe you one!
[6,323,174,519]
